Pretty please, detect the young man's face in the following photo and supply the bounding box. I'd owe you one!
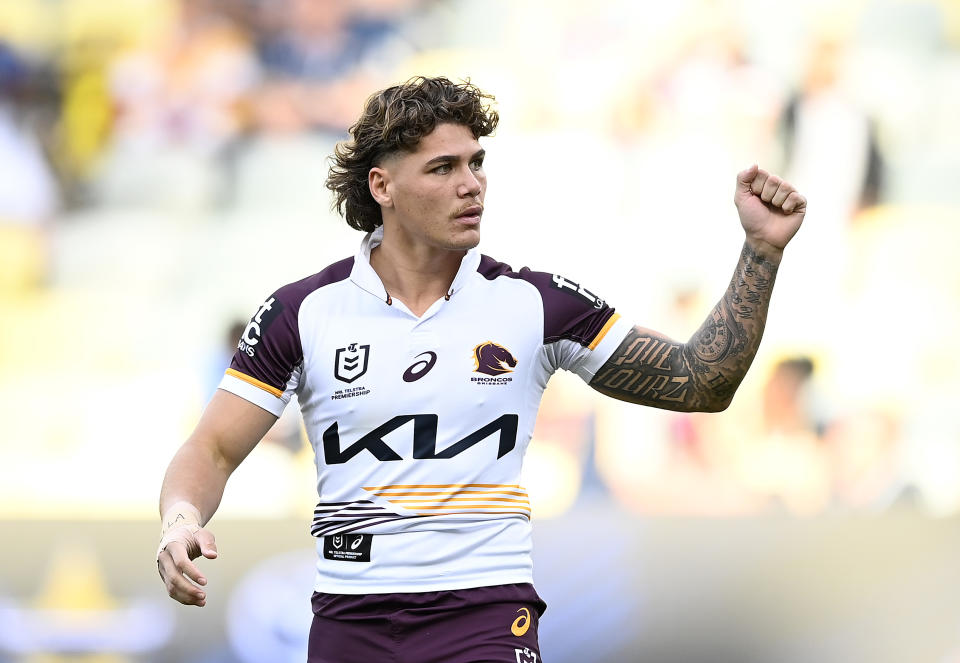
[373,122,486,252]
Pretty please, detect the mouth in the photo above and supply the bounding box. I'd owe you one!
[455,205,483,226]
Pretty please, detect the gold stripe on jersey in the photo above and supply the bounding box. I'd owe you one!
[363,483,523,490]
[386,497,530,504]
[421,509,531,520]
[363,484,532,519]
[368,489,529,497]
[224,368,284,398]
[412,504,531,510]
[588,312,622,351]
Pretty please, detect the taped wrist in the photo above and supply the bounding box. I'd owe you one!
[157,501,202,560]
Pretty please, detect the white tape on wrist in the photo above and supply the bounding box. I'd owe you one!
[157,501,203,560]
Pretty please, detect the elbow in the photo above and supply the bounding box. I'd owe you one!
[710,397,734,413]
[693,394,734,413]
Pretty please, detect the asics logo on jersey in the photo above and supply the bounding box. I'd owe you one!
[335,343,370,383]
[550,274,605,309]
[239,296,283,357]
[511,607,531,636]
[473,342,517,375]
[322,414,519,464]
[403,352,437,382]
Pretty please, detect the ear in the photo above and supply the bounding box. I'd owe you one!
[368,167,392,208]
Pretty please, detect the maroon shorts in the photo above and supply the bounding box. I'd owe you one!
[308,583,546,663]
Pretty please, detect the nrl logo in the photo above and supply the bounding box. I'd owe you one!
[334,343,370,383]
[515,648,538,663]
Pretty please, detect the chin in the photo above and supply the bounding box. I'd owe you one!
[444,228,481,251]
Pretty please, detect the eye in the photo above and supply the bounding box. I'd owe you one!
[431,163,452,174]
[470,158,484,170]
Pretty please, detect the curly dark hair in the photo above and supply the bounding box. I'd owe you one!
[326,76,499,232]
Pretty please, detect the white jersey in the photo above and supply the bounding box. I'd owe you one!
[219,228,632,593]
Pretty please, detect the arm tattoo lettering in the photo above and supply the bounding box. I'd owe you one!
[590,243,778,412]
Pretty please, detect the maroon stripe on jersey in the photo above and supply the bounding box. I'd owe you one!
[478,254,617,348]
[229,257,354,395]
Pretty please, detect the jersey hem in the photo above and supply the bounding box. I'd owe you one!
[312,572,535,595]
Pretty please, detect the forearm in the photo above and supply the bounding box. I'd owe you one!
[158,389,277,524]
[590,240,779,412]
[682,239,779,409]
[159,436,234,525]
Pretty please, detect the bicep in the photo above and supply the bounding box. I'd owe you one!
[588,325,706,412]
[189,389,280,472]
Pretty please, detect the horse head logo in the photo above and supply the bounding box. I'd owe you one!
[473,342,518,376]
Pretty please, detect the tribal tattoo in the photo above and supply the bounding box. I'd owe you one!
[590,243,779,412]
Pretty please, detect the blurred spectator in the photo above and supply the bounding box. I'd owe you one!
[230,0,422,210]
[769,31,883,348]
[761,357,820,437]
[735,356,831,515]
[780,32,884,217]
[824,408,911,512]
[93,0,260,209]
[249,0,419,133]
[0,40,59,291]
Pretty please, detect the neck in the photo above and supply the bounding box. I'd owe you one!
[369,232,466,316]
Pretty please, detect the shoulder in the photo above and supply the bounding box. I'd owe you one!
[254,256,356,327]
[476,254,618,347]
[273,256,355,309]
[240,256,354,350]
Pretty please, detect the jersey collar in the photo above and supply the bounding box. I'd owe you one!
[351,226,482,302]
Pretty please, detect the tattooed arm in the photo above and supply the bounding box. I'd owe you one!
[589,165,806,412]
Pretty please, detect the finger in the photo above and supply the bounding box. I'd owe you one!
[760,175,781,203]
[196,529,219,559]
[771,181,794,207]
[180,558,207,586]
[782,191,806,214]
[168,569,207,606]
[159,552,207,606]
[750,169,769,197]
[165,542,205,589]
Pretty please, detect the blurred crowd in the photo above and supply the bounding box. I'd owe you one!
[2,0,959,519]
[0,0,434,220]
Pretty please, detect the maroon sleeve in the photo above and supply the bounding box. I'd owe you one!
[228,257,353,394]
[478,255,617,347]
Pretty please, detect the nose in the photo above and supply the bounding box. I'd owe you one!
[457,168,482,198]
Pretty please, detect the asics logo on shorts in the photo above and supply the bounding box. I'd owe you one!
[511,607,531,636]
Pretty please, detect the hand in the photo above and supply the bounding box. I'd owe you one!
[734,165,806,259]
[157,526,218,607]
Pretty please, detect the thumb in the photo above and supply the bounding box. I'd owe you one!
[736,163,759,191]
[196,528,219,559]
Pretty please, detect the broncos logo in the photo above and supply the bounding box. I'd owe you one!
[473,342,518,375]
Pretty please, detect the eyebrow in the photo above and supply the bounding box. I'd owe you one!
[423,149,486,167]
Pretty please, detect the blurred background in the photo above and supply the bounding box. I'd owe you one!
[1,0,959,661]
